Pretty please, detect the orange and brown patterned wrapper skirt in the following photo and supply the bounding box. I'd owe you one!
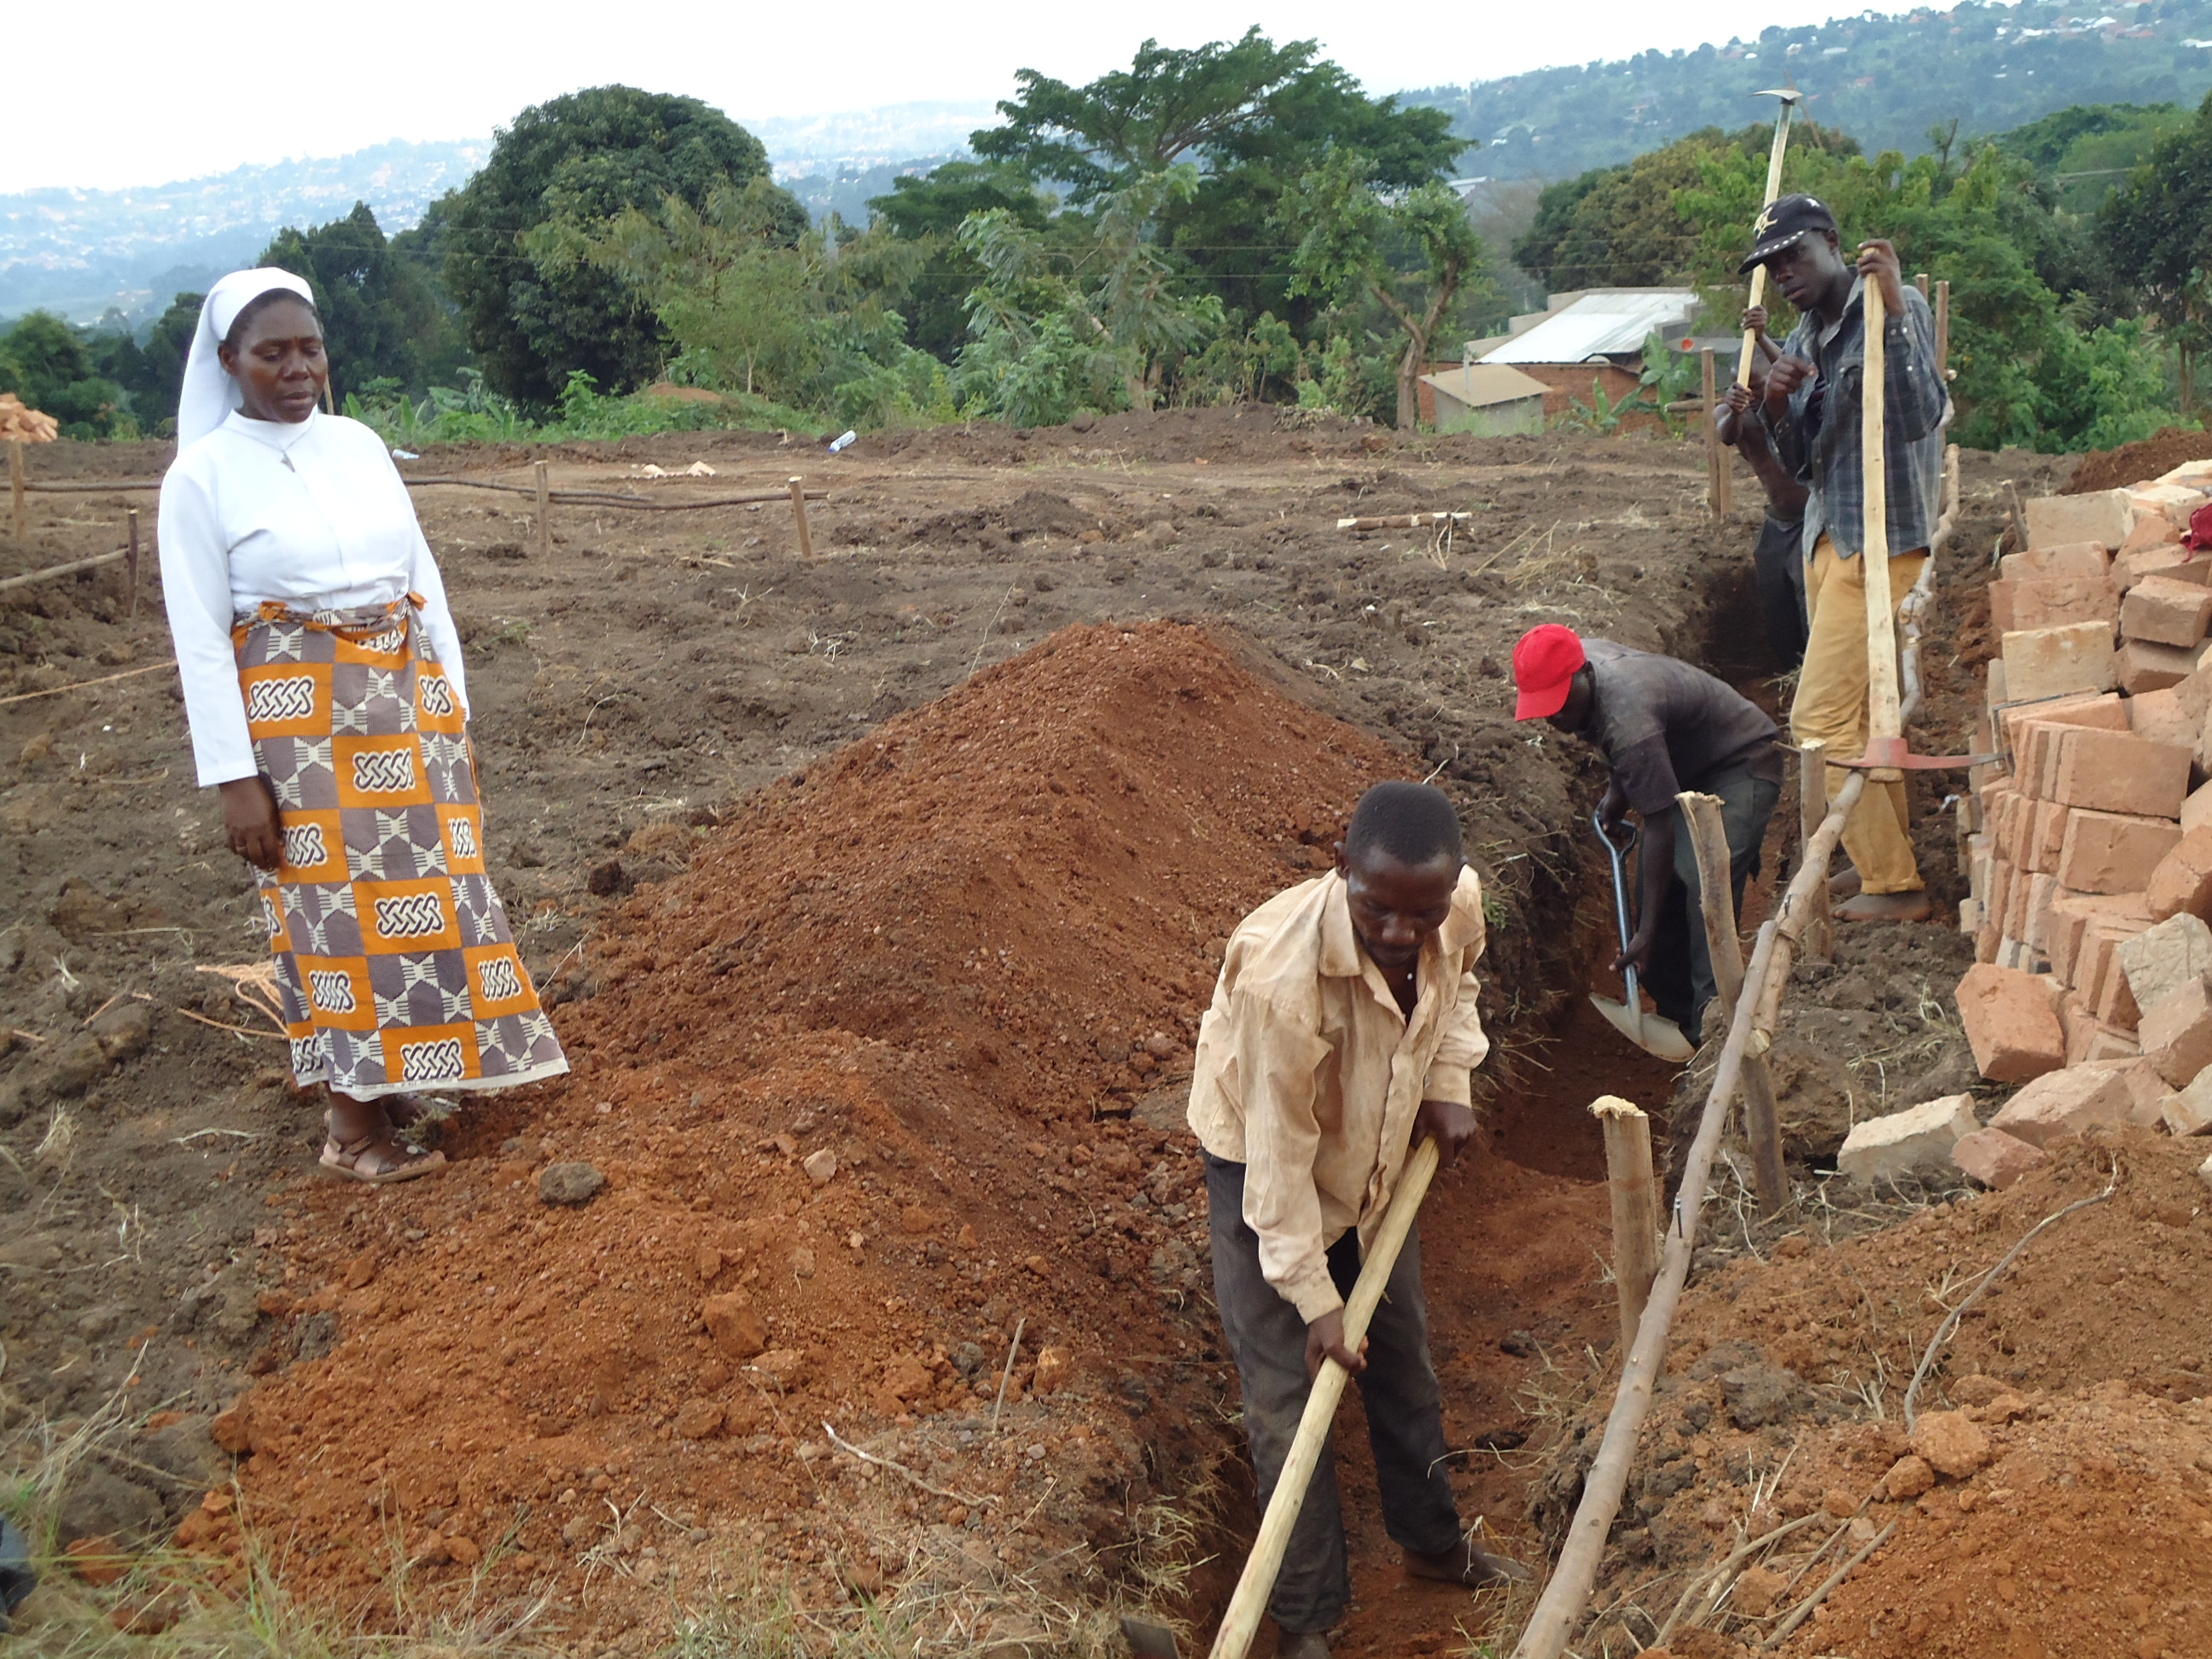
[233,596,568,1098]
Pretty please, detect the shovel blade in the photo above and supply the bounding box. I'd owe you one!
[1589,992,1697,1062]
[1120,1617,1181,1659]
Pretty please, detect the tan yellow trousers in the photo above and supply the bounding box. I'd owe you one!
[1790,534,1928,894]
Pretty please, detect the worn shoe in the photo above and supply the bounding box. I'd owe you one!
[1406,1537,1533,1588]
[1278,1630,1331,1659]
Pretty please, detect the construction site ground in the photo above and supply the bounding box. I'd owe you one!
[14,406,2191,1659]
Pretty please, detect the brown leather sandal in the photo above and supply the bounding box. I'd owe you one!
[317,1115,447,1184]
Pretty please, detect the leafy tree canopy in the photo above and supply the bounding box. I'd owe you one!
[441,85,806,405]
[259,202,445,399]
[0,312,128,439]
[2102,90,2212,331]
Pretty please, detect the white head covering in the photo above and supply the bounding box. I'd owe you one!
[176,268,318,448]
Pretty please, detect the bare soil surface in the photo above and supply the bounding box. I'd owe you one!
[0,410,2077,1655]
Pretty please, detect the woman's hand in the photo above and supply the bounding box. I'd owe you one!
[219,777,283,871]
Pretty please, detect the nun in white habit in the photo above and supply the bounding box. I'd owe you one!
[160,269,567,1183]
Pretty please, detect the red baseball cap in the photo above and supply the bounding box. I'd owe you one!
[1512,624,1586,720]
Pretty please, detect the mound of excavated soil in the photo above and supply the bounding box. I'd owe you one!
[1540,1132,2212,1659]
[2064,425,2212,494]
[219,623,1417,1628]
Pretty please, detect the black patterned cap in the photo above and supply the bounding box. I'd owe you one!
[1738,194,1840,274]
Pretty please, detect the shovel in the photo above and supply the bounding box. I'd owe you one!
[1590,811,1696,1062]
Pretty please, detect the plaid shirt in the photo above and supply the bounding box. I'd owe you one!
[1762,275,1949,560]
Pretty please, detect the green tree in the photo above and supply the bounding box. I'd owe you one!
[0,312,127,439]
[2103,89,2212,409]
[259,202,446,399]
[1279,149,1482,428]
[387,197,476,387]
[132,293,202,434]
[441,85,806,404]
[865,162,1051,361]
[955,30,1464,339]
[954,166,1224,423]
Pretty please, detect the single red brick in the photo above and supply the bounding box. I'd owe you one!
[2052,727,2192,818]
[2058,808,2183,894]
[1991,1062,2133,1146]
[2002,541,2113,582]
[1952,1126,2046,1189]
[2128,685,2198,751]
[2140,974,2212,1086]
[2009,575,2121,633]
[2122,574,2212,647]
[1954,963,2066,1084]
[2146,825,2212,923]
[2117,637,2201,695]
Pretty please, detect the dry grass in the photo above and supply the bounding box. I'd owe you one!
[3,1385,1218,1659]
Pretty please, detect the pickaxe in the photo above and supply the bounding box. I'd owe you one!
[1736,89,1802,388]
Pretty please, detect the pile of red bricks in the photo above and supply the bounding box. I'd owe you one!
[1948,463,2212,1188]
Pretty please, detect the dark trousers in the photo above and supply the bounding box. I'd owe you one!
[1644,772,1781,1044]
[1204,1153,1462,1634]
[1753,515,1809,668]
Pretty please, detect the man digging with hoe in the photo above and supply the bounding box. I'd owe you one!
[1185,782,1527,1659]
[1745,192,1950,923]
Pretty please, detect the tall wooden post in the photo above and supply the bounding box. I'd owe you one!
[1590,1097,1660,1353]
[1860,282,1903,783]
[1935,280,1952,381]
[533,461,551,557]
[1915,271,1930,299]
[9,439,23,543]
[788,476,814,558]
[1701,348,1721,521]
[126,507,141,619]
[1799,738,1832,963]
[1680,793,1789,1216]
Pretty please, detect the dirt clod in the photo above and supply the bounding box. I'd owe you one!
[537,1161,605,1205]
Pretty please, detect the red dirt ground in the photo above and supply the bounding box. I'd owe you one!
[1547,1132,2212,1659]
[212,622,1616,1652]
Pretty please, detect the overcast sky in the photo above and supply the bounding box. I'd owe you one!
[15,0,1895,195]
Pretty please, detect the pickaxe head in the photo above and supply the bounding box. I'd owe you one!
[1754,88,1802,104]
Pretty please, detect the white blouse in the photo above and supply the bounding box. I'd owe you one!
[159,410,469,786]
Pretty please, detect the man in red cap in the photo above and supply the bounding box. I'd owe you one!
[1512,625,1783,1045]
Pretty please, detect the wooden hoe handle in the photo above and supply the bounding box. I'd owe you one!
[1207,1136,1444,1659]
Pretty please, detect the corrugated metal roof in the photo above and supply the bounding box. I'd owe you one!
[1479,289,1700,364]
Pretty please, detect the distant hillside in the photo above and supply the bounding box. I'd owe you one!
[0,139,486,325]
[1410,0,2212,178]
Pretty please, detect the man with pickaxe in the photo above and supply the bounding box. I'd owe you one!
[1184,782,1525,1659]
[1744,193,1950,923]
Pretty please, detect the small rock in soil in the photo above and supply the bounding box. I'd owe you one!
[538,1162,606,1206]
[801,1148,836,1184]
[1910,1409,1993,1478]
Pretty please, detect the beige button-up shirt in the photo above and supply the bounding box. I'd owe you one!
[1186,866,1490,1321]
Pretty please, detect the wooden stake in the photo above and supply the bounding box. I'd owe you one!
[126,507,141,619]
[1860,281,1903,783]
[1680,791,1787,1216]
[1935,279,1952,380]
[1798,739,1832,963]
[1915,271,1930,298]
[533,461,551,556]
[788,475,814,558]
[9,439,23,543]
[1208,1138,1441,1659]
[1701,349,1721,521]
[1590,1097,1659,1353]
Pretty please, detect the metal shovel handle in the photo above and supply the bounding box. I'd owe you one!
[1592,808,1642,1010]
